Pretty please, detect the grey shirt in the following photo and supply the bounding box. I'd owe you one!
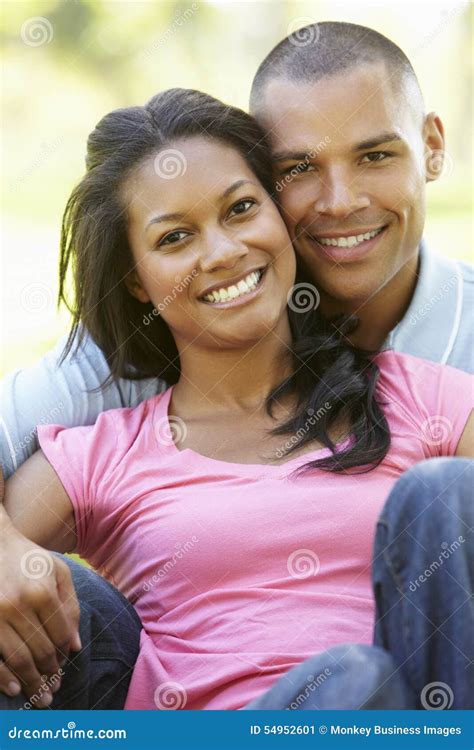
[1,242,472,479]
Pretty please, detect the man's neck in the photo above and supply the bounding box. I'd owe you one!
[320,253,420,351]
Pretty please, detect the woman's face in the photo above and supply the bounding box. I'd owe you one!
[123,137,296,351]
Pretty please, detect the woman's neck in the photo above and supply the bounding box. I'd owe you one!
[172,316,294,415]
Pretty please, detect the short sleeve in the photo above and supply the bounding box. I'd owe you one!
[0,330,164,480]
[37,411,120,560]
[377,351,473,458]
[418,363,473,456]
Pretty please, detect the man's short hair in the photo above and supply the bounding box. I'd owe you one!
[250,21,424,117]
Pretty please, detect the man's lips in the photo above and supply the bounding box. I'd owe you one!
[303,225,388,262]
[307,225,386,245]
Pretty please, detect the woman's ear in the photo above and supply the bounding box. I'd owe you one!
[125,270,151,304]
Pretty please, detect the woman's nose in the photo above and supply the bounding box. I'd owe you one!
[198,230,249,273]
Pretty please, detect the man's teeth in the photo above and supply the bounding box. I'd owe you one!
[202,270,263,304]
[316,227,384,248]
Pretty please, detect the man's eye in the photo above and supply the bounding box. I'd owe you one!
[158,230,189,247]
[280,161,314,176]
[228,199,256,217]
[360,151,392,164]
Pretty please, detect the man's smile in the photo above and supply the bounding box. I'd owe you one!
[304,225,389,263]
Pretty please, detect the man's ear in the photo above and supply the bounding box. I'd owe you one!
[423,112,446,183]
[125,270,151,304]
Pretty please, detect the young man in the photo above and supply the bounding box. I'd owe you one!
[1,22,472,709]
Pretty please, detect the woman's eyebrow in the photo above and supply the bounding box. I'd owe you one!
[146,212,185,231]
[145,180,255,232]
[220,179,254,199]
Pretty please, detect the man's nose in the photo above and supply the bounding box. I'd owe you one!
[314,167,370,217]
[198,229,249,273]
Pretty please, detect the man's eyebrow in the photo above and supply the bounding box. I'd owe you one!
[354,132,403,151]
[272,150,312,163]
[271,133,404,163]
[145,180,254,231]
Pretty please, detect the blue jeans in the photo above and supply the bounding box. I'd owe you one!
[1,457,472,710]
[0,558,142,710]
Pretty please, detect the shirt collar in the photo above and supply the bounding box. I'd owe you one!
[384,239,463,364]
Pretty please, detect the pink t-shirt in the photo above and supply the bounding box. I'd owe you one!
[37,351,473,710]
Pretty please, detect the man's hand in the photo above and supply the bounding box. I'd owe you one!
[0,506,81,707]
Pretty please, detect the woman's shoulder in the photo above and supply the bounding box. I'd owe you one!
[374,349,472,456]
[375,349,473,388]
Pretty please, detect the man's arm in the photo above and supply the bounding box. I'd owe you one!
[1,330,162,479]
[455,411,474,457]
[0,456,80,705]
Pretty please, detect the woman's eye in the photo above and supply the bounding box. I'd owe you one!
[228,199,256,217]
[158,230,189,247]
[360,151,391,164]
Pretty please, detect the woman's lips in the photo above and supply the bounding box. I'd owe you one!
[199,267,268,309]
[306,225,388,263]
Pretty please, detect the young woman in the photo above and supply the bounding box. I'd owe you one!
[2,89,473,711]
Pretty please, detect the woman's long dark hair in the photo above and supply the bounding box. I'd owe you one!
[59,88,390,474]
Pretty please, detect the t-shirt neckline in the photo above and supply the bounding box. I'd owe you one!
[152,385,345,477]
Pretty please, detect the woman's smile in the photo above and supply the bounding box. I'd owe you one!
[198,266,267,308]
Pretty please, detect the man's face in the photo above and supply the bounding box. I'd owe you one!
[256,63,444,308]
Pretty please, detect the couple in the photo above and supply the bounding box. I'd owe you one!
[1,22,473,711]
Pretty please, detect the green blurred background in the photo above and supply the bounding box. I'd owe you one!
[2,0,473,376]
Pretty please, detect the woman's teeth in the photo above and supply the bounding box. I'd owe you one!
[316,227,384,248]
[202,270,263,304]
